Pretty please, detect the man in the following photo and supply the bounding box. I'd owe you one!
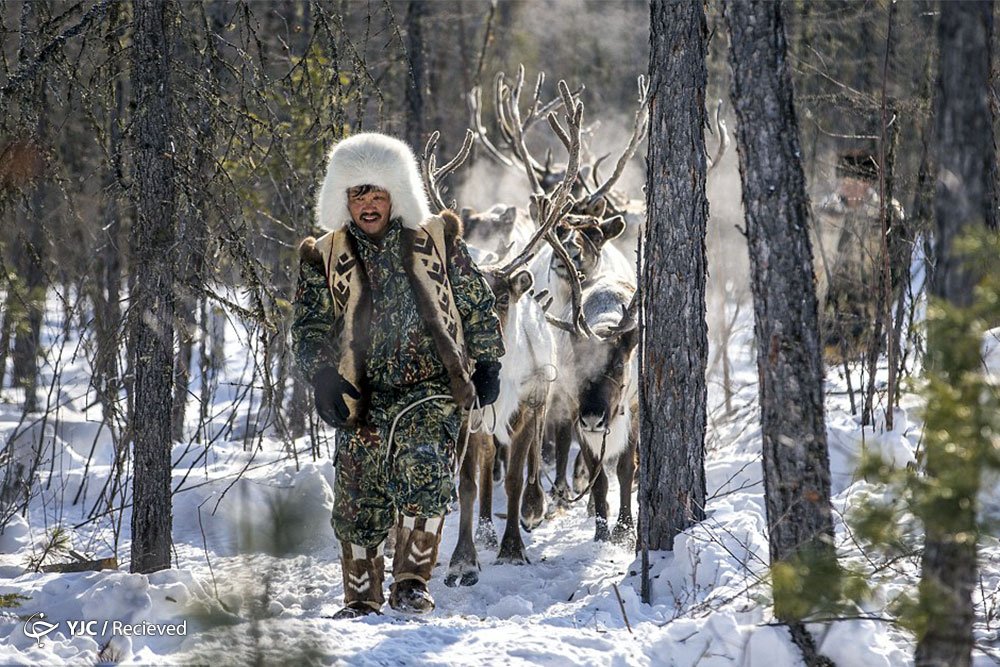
[292,132,503,618]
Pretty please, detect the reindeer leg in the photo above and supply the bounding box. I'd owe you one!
[581,444,610,542]
[572,450,597,517]
[447,429,482,587]
[550,416,573,507]
[520,405,547,531]
[493,442,507,483]
[611,438,637,550]
[475,434,499,550]
[541,417,554,466]
[497,410,531,564]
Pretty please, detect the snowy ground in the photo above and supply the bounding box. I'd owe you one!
[2,295,1000,666]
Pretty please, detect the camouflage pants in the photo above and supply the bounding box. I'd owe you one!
[331,395,460,547]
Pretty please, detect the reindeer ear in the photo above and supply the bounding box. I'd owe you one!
[584,197,607,219]
[599,215,626,242]
[510,269,534,300]
[500,206,517,225]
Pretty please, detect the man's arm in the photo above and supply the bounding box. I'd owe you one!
[292,237,340,379]
[446,231,506,364]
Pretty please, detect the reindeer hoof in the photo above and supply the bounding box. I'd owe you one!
[550,481,571,508]
[445,569,479,587]
[496,535,530,565]
[495,550,530,565]
[594,517,611,542]
[445,562,480,588]
[521,485,546,532]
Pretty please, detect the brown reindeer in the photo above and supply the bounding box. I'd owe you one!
[446,266,556,585]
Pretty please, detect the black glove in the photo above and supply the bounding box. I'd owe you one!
[471,359,501,407]
[312,367,360,427]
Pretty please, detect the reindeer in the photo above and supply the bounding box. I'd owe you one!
[445,264,556,584]
[531,216,637,541]
[548,284,640,545]
[420,86,581,583]
[465,67,645,545]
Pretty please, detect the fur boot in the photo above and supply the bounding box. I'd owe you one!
[332,541,385,619]
[389,514,445,614]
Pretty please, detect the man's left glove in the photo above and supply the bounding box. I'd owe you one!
[312,366,360,427]
[471,359,502,407]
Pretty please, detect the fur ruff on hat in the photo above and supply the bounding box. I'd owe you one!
[315,132,432,232]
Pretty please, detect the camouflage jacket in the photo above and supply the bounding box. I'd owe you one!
[292,212,504,424]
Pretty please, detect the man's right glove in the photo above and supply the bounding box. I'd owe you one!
[312,366,360,427]
[471,359,502,407]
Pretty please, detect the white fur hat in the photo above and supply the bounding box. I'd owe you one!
[315,132,432,232]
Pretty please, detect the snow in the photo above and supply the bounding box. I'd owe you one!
[2,295,1000,666]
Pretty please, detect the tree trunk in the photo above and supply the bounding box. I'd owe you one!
[93,0,126,417]
[916,2,994,665]
[129,0,177,575]
[405,0,428,150]
[0,286,14,387]
[640,0,709,576]
[723,0,836,628]
[10,0,47,414]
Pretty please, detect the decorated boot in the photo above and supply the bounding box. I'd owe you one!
[331,541,385,619]
[389,514,444,614]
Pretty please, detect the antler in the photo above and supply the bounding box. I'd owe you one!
[421,129,475,214]
[495,79,594,337]
[706,99,730,175]
[496,79,582,279]
[581,75,649,210]
[467,65,584,184]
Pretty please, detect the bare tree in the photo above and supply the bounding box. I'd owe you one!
[916,3,994,665]
[9,0,48,413]
[92,0,126,420]
[129,0,178,575]
[723,0,836,663]
[171,2,221,443]
[405,0,428,150]
[639,0,709,602]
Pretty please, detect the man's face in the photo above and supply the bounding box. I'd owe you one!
[347,186,392,239]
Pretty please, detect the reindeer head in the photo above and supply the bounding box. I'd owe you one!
[550,214,626,282]
[557,282,638,435]
[460,205,527,261]
[481,267,535,335]
[575,320,638,434]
